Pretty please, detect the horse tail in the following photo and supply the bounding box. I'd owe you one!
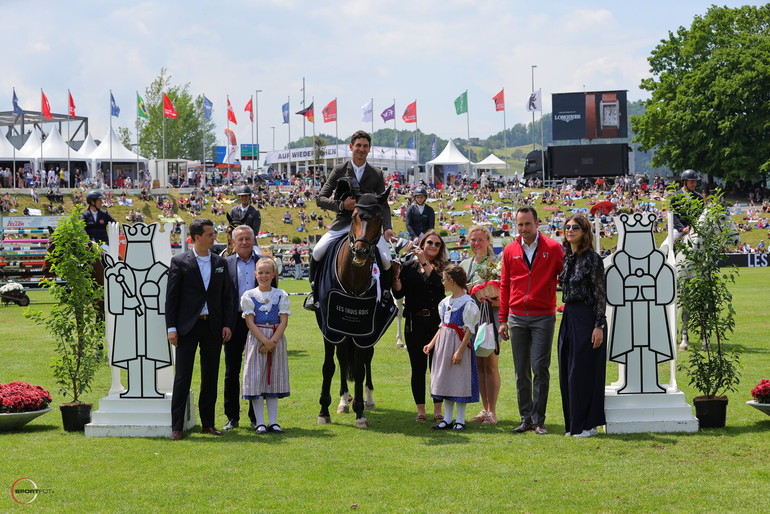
[344,340,355,383]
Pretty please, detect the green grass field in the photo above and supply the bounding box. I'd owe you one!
[1,269,769,511]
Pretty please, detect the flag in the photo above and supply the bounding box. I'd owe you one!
[282,102,289,123]
[203,95,213,120]
[493,89,505,112]
[407,136,415,149]
[454,91,468,115]
[381,104,395,122]
[431,137,437,159]
[361,100,373,122]
[296,102,314,123]
[137,93,149,119]
[224,128,237,164]
[41,90,52,120]
[402,101,417,123]
[68,92,76,117]
[12,88,23,115]
[322,99,337,123]
[110,92,120,117]
[244,98,253,122]
[163,94,177,118]
[227,98,237,124]
[527,89,542,112]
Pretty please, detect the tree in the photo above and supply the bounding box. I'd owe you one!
[137,68,216,161]
[632,5,770,182]
[116,127,133,150]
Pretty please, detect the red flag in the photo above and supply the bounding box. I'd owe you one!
[227,98,237,124]
[322,99,337,123]
[41,90,53,119]
[68,92,76,117]
[493,89,505,112]
[244,98,253,122]
[402,101,417,123]
[163,94,177,118]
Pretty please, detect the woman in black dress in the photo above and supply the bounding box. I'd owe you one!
[393,229,448,422]
[558,214,607,437]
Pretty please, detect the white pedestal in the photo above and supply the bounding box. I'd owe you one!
[604,385,698,434]
[84,392,196,438]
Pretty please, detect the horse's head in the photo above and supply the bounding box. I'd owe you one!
[348,188,389,266]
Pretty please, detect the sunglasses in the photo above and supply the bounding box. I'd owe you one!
[564,224,582,231]
[424,240,442,247]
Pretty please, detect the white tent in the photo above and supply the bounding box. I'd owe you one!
[77,133,98,156]
[0,134,19,160]
[473,153,508,169]
[426,139,471,185]
[17,130,42,160]
[40,127,92,160]
[89,127,149,181]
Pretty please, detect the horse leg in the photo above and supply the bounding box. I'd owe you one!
[679,307,689,351]
[364,351,376,411]
[336,346,351,414]
[318,339,336,424]
[353,346,373,427]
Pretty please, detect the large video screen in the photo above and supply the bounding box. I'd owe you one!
[548,143,629,178]
[552,90,628,141]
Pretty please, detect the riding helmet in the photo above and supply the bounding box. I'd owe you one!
[412,187,428,198]
[86,190,105,204]
[681,169,700,182]
[236,185,252,196]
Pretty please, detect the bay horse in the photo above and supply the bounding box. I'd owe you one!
[317,189,394,428]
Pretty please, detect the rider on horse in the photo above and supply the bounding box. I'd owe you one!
[81,190,116,251]
[306,130,395,310]
[669,169,704,242]
[228,185,262,236]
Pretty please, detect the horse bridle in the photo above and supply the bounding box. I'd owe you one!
[348,211,382,261]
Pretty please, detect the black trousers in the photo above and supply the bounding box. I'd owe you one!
[404,314,442,405]
[224,316,256,423]
[171,319,222,431]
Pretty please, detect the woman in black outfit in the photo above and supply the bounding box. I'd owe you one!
[558,214,607,438]
[393,229,448,422]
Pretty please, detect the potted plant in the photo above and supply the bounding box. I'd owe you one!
[675,190,741,428]
[0,382,52,431]
[747,379,770,417]
[26,212,104,431]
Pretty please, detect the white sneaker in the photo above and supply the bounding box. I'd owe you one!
[574,428,599,438]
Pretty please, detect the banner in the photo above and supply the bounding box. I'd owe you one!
[402,101,416,123]
[361,100,373,122]
[526,89,541,112]
[244,98,253,122]
[322,99,337,123]
[163,94,177,119]
[224,128,237,164]
[552,90,628,140]
[227,98,237,124]
[380,104,395,122]
[203,95,213,120]
[493,89,505,111]
[282,102,289,123]
[454,91,468,115]
[12,88,23,115]
[41,91,52,119]
[110,92,120,117]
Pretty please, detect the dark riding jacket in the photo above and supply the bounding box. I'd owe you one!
[316,161,392,232]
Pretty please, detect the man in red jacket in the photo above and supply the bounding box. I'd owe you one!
[498,207,564,435]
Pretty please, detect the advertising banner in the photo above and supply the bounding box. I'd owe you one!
[552,90,628,141]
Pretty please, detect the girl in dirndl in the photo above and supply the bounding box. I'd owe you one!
[423,264,480,431]
[242,257,290,434]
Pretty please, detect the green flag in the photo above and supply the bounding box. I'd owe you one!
[454,90,468,115]
[137,93,149,119]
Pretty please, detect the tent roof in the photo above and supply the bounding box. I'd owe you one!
[426,139,470,165]
[0,134,17,158]
[473,153,508,169]
[40,127,89,160]
[77,133,98,156]
[17,130,42,158]
[89,127,147,161]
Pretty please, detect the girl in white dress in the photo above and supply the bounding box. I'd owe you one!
[423,264,480,431]
[241,258,291,434]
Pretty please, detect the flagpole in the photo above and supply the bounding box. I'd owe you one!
[135,91,139,186]
[502,88,508,168]
[301,77,306,140]
[334,97,338,168]
[226,95,231,183]
[370,98,374,136]
[540,95,545,186]
[109,90,114,190]
[392,99,397,174]
[250,94,255,184]
[465,89,470,144]
[531,65,537,151]
[255,89,261,177]
[67,90,71,184]
[287,96,292,178]
[201,94,206,185]
[40,89,44,183]
[311,96,316,191]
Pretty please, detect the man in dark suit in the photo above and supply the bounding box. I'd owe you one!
[228,185,261,236]
[222,224,261,431]
[81,190,116,249]
[166,218,235,440]
[307,130,394,307]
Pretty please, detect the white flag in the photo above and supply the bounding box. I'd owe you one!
[526,89,542,112]
[361,100,373,122]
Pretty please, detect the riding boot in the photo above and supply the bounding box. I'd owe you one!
[380,266,393,296]
[303,256,319,312]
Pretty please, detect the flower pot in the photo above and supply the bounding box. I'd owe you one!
[746,400,770,418]
[0,407,52,431]
[59,403,92,432]
[693,396,728,429]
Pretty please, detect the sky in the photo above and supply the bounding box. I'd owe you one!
[0,0,760,158]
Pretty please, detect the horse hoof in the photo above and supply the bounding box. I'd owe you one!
[396,341,405,348]
[317,416,331,425]
[364,402,376,411]
[355,417,368,428]
[336,404,350,414]
[679,343,689,351]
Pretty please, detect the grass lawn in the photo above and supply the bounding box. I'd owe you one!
[1,269,769,511]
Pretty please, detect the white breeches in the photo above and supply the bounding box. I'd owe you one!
[312,225,391,269]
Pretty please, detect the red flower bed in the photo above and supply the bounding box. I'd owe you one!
[751,379,770,403]
[0,382,52,413]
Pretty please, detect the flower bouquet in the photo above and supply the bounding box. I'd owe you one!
[747,378,770,417]
[470,259,501,302]
[0,282,24,296]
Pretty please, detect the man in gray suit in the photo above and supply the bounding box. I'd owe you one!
[306,130,394,308]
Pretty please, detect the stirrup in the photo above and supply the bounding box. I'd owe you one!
[303,292,318,312]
